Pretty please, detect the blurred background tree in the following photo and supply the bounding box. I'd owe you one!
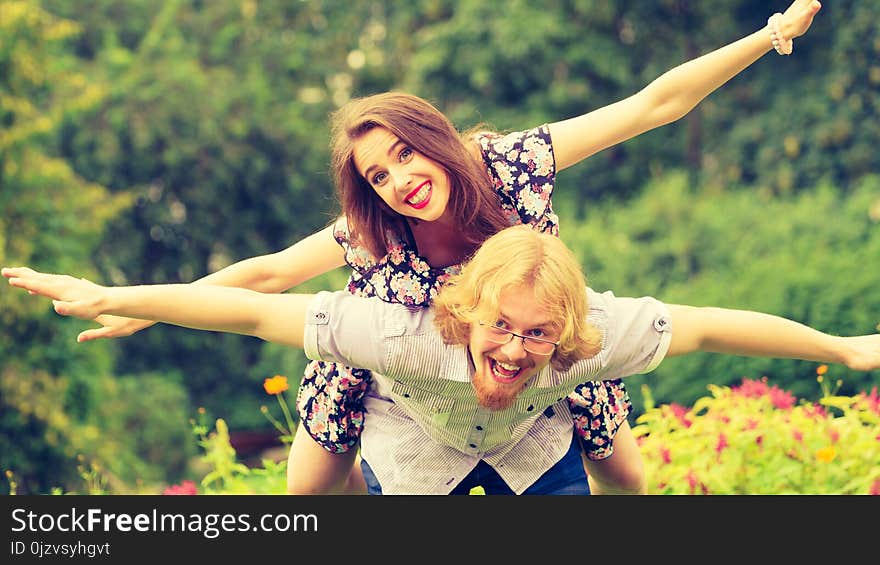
[0,0,192,494]
[2,0,877,493]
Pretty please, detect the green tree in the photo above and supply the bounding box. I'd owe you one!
[0,0,191,493]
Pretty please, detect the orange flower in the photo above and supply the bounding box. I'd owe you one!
[263,375,289,395]
[816,365,828,376]
[815,446,837,463]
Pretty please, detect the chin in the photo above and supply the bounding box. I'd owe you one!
[473,372,525,411]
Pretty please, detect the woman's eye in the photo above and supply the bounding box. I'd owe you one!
[399,147,413,161]
[492,320,507,329]
[372,172,387,185]
[527,329,546,338]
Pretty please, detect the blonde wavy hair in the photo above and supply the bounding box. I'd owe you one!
[433,225,601,371]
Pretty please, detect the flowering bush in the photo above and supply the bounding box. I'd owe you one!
[177,369,878,495]
[634,369,880,494]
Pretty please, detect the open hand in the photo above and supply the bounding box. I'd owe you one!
[841,334,880,372]
[782,0,822,40]
[3,266,109,327]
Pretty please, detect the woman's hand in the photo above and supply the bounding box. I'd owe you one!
[781,0,822,40]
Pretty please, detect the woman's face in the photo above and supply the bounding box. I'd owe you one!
[352,126,452,222]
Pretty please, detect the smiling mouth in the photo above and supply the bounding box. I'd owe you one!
[489,358,524,384]
[405,182,432,209]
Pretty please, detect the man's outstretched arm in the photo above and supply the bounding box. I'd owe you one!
[666,304,880,371]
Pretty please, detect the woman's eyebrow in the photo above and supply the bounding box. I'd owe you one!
[361,140,406,179]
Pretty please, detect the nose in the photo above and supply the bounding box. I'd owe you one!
[392,168,413,192]
[498,336,528,362]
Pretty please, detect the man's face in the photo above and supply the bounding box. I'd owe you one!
[469,284,559,411]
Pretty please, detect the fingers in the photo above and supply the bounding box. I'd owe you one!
[4,267,46,295]
[794,0,821,12]
[785,0,821,38]
[1,266,38,279]
[7,275,63,300]
[52,300,73,316]
[52,299,97,321]
[78,326,122,342]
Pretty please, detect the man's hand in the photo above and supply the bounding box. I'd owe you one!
[76,315,156,343]
[839,334,880,372]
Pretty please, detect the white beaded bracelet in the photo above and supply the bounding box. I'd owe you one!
[768,12,793,55]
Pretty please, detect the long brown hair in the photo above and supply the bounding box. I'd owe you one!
[433,225,601,371]
[330,92,510,259]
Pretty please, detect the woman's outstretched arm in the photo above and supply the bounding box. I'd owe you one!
[549,0,822,171]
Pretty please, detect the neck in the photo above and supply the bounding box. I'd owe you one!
[407,217,474,268]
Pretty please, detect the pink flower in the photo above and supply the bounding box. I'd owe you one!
[870,479,880,496]
[686,470,698,494]
[163,480,198,495]
[859,387,880,416]
[792,429,803,443]
[804,404,827,419]
[755,435,764,448]
[669,403,693,428]
[686,470,708,495]
[661,447,672,465]
[768,387,796,410]
[732,377,769,398]
[732,377,796,409]
[715,433,729,456]
[828,429,840,444]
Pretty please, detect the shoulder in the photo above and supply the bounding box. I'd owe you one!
[474,125,554,166]
[587,288,672,375]
[472,126,558,231]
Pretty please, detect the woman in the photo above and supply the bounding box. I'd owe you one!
[74,1,822,494]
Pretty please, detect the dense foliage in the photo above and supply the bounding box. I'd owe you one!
[2,0,878,493]
[635,372,880,494]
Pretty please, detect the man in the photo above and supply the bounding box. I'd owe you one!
[4,225,879,494]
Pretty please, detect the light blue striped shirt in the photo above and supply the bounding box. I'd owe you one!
[303,287,671,494]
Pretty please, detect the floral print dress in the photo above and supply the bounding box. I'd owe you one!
[295,125,630,461]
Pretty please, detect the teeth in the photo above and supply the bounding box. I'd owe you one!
[496,361,520,372]
[407,184,430,205]
[490,359,522,380]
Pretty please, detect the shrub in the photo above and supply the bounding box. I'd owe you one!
[634,370,880,494]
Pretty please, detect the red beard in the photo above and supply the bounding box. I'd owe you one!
[472,367,527,411]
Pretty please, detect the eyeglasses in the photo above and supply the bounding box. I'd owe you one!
[478,321,559,355]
